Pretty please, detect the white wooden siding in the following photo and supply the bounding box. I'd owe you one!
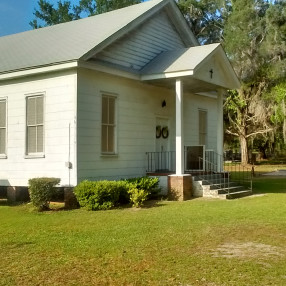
[184,93,218,151]
[0,71,77,187]
[76,69,218,182]
[93,11,186,71]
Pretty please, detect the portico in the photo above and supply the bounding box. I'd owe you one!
[142,43,240,200]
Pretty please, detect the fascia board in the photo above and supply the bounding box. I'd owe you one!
[0,61,78,81]
[141,70,194,81]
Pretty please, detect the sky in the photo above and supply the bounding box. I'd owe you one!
[0,0,79,37]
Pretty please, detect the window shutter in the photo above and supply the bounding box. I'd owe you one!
[101,125,108,153]
[108,97,115,124]
[27,97,36,125]
[0,100,6,154]
[0,100,6,128]
[26,95,44,154]
[102,96,108,124]
[101,94,116,153]
[0,129,5,154]
[36,96,43,124]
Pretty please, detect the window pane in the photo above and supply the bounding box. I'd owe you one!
[199,110,207,145]
[199,111,206,131]
[0,101,6,128]
[36,96,43,124]
[27,97,36,125]
[0,129,5,154]
[37,125,44,152]
[101,125,108,153]
[102,96,108,124]
[108,126,114,152]
[108,97,115,124]
[28,126,36,153]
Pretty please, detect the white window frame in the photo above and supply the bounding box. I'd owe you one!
[101,93,117,155]
[25,93,45,158]
[0,97,7,158]
[198,109,207,146]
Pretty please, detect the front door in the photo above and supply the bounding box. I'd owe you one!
[155,117,171,171]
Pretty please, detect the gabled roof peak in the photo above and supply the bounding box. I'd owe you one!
[0,0,197,75]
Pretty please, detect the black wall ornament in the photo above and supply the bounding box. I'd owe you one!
[162,126,169,138]
[156,125,162,138]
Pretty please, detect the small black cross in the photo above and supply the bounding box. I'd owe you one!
[209,69,213,79]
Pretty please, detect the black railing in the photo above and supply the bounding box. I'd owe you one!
[146,149,253,193]
[146,151,176,173]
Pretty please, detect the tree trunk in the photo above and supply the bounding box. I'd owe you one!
[240,135,248,165]
[282,99,286,144]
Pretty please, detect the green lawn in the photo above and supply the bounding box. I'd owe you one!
[1,177,286,285]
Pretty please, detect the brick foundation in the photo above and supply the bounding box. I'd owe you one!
[7,186,29,202]
[64,187,79,209]
[168,174,192,201]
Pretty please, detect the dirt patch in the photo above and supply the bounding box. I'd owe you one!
[212,242,285,259]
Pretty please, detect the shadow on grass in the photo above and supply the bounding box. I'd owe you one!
[252,177,286,194]
[0,199,26,207]
[141,199,168,209]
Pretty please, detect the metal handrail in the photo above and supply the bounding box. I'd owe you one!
[146,149,253,194]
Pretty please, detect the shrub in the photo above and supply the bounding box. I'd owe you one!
[74,180,129,211]
[126,177,160,199]
[74,177,161,211]
[128,188,149,208]
[28,177,61,211]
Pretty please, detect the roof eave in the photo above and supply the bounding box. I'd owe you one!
[0,60,78,81]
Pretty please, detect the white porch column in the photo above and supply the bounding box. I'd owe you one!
[175,79,184,175]
[217,89,224,171]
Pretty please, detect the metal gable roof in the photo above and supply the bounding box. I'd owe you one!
[141,43,241,89]
[141,44,220,75]
[0,0,172,74]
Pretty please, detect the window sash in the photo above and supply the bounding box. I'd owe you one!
[0,99,6,155]
[26,95,44,154]
[101,95,116,154]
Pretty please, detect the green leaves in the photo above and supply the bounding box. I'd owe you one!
[28,177,61,211]
[74,177,160,210]
[30,0,143,28]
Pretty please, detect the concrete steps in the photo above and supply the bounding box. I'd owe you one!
[192,173,252,199]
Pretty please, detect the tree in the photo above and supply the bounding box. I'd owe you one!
[30,0,143,28]
[177,0,231,44]
[30,0,80,28]
[223,0,286,164]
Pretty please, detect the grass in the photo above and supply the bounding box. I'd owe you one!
[1,176,286,285]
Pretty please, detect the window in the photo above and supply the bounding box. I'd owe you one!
[199,109,207,145]
[0,98,7,156]
[101,94,116,154]
[26,95,44,155]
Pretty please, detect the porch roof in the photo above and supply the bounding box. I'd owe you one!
[141,43,240,92]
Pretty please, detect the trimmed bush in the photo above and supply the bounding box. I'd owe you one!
[126,177,160,199]
[128,188,149,208]
[74,180,129,211]
[74,177,161,211]
[28,177,61,211]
